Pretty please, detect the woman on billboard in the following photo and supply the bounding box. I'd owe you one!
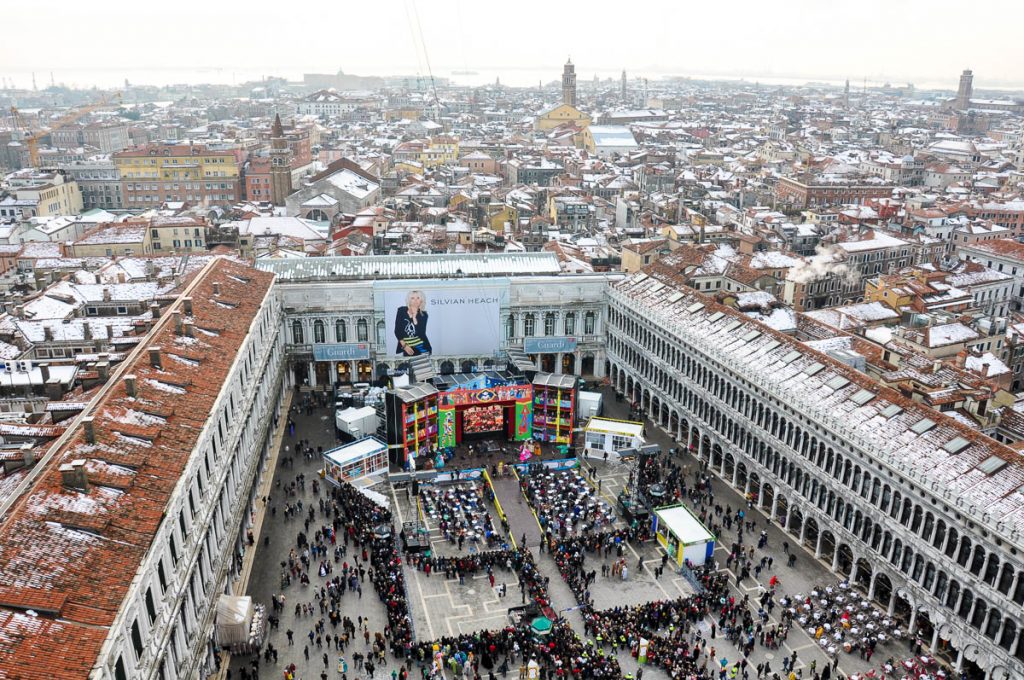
[395,289,432,355]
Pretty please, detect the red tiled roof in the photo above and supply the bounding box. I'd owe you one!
[0,258,274,677]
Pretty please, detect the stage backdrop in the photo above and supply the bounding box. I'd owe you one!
[377,280,506,358]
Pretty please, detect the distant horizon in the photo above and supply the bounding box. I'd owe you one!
[3,64,1023,96]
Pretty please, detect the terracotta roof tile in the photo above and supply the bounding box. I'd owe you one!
[0,258,274,676]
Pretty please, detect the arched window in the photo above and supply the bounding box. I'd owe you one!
[524,313,536,336]
[506,314,515,340]
[335,319,347,343]
[564,312,576,335]
[376,320,385,345]
[584,311,596,335]
[291,320,304,344]
[544,312,556,336]
[357,318,368,342]
[313,320,326,343]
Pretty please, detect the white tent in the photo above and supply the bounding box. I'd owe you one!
[214,595,253,646]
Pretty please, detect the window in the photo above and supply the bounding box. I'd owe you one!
[86,306,98,316]
[584,311,596,335]
[115,657,128,680]
[313,320,326,343]
[131,619,144,659]
[145,588,157,623]
[157,560,167,592]
[357,319,368,342]
[544,313,556,336]
[116,306,128,315]
[524,314,536,336]
[291,320,304,344]
[335,319,347,342]
[506,314,515,340]
[376,320,385,346]
[563,313,576,335]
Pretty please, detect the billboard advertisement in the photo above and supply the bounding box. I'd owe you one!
[378,281,506,358]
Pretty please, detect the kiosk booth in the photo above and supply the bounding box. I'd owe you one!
[583,417,644,459]
[322,436,389,485]
[652,504,715,567]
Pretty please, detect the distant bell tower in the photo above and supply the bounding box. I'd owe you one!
[621,70,627,100]
[562,58,577,108]
[844,79,850,109]
[269,114,293,206]
[956,69,973,110]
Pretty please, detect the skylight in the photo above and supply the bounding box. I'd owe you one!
[803,362,824,376]
[667,292,684,303]
[849,389,875,406]
[686,302,704,313]
[910,418,936,435]
[741,330,761,342]
[780,351,801,364]
[826,376,850,390]
[977,455,1007,475]
[942,437,971,455]
[707,311,725,323]
[880,404,903,418]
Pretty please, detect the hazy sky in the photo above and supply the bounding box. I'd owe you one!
[4,0,1024,89]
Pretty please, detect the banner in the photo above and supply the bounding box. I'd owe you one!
[379,281,506,358]
[514,400,533,440]
[312,343,371,361]
[438,407,456,448]
[524,337,578,354]
[438,384,531,407]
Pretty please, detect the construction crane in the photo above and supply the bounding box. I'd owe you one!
[9,91,122,167]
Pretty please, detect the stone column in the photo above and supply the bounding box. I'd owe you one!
[799,519,808,545]
[954,648,964,673]
[868,572,878,599]
[307,362,315,388]
[732,465,739,488]
[850,560,860,585]
[329,361,336,386]
[930,627,940,652]
[815,532,823,559]
[831,549,841,573]
[771,493,779,521]
[908,607,919,635]
[555,353,563,374]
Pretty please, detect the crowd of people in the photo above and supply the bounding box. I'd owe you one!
[405,547,536,598]
[549,530,634,606]
[521,469,615,537]
[419,482,503,549]
[413,620,623,680]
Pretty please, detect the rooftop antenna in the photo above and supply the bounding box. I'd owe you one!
[50,72,55,88]
[32,72,37,91]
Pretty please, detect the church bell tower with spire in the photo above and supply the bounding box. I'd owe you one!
[269,114,293,207]
[562,58,577,108]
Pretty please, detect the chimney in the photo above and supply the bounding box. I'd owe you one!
[213,282,221,296]
[45,377,62,401]
[182,297,193,315]
[145,260,155,279]
[183,320,195,338]
[106,324,113,340]
[149,346,162,369]
[117,272,126,284]
[96,361,109,380]
[173,310,182,335]
[149,302,161,318]
[21,443,36,467]
[59,459,89,491]
[125,374,137,397]
[43,325,53,341]
[82,417,95,444]
[102,287,111,302]
[83,324,92,341]
[15,305,24,319]
[39,364,50,382]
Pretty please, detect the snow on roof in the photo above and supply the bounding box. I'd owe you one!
[237,216,325,242]
[612,273,1024,545]
[836,231,908,253]
[966,352,1010,377]
[589,126,638,147]
[927,322,980,347]
[256,252,562,281]
[324,168,379,199]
